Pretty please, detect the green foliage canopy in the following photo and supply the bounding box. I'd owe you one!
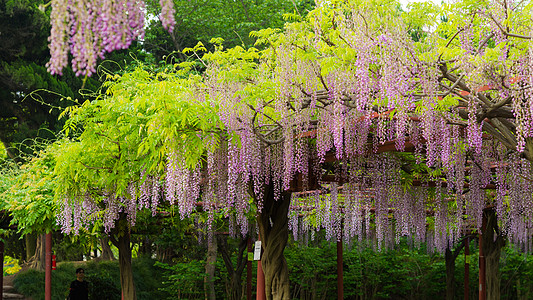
[13,0,533,254]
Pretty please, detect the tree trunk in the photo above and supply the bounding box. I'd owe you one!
[218,235,248,300]
[110,214,137,300]
[110,231,137,300]
[0,138,16,160]
[445,247,456,300]
[255,184,291,300]
[138,237,152,257]
[156,246,174,263]
[204,235,217,300]
[444,239,466,300]
[24,233,37,262]
[27,234,45,271]
[482,209,505,300]
[100,236,115,260]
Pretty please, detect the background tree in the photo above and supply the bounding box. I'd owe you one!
[0,0,110,270]
[143,0,315,61]
[0,143,59,270]
[0,0,99,159]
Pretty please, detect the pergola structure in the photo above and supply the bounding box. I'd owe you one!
[266,110,511,300]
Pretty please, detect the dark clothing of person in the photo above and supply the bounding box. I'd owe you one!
[68,280,88,300]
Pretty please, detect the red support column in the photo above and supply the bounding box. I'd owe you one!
[257,260,266,300]
[256,236,266,300]
[45,233,52,300]
[465,237,470,300]
[247,238,252,300]
[337,238,343,300]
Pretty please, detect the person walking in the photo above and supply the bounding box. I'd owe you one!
[67,268,89,300]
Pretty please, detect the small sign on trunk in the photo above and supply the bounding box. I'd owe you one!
[253,241,262,260]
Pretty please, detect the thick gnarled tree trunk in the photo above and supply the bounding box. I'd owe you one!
[256,184,291,300]
[27,234,45,271]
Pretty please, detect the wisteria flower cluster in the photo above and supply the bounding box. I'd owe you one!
[47,0,175,76]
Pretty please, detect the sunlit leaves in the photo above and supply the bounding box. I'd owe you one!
[0,145,60,234]
[53,65,224,222]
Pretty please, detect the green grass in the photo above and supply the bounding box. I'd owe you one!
[13,257,165,300]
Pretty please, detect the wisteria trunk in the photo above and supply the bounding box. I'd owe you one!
[204,235,217,300]
[100,236,115,260]
[117,232,136,300]
[218,235,248,300]
[27,234,46,271]
[256,186,291,300]
[25,233,36,262]
[226,273,243,300]
[110,218,137,300]
[482,209,505,300]
[444,247,456,300]
[444,240,466,300]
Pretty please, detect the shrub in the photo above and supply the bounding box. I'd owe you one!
[156,260,206,299]
[14,258,165,300]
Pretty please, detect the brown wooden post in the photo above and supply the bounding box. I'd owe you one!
[337,238,344,300]
[247,237,252,300]
[479,215,487,300]
[465,236,470,300]
[0,239,4,300]
[45,232,52,300]
[479,233,486,300]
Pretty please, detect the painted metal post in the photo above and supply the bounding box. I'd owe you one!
[465,237,470,300]
[257,260,266,300]
[45,233,52,300]
[256,235,266,300]
[337,238,343,300]
[247,237,252,300]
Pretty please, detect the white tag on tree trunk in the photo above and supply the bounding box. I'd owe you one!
[254,241,262,260]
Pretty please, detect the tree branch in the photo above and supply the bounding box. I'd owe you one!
[438,28,464,61]
[235,237,248,275]
[477,95,512,122]
[488,12,531,40]
[489,118,518,151]
[217,235,235,275]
